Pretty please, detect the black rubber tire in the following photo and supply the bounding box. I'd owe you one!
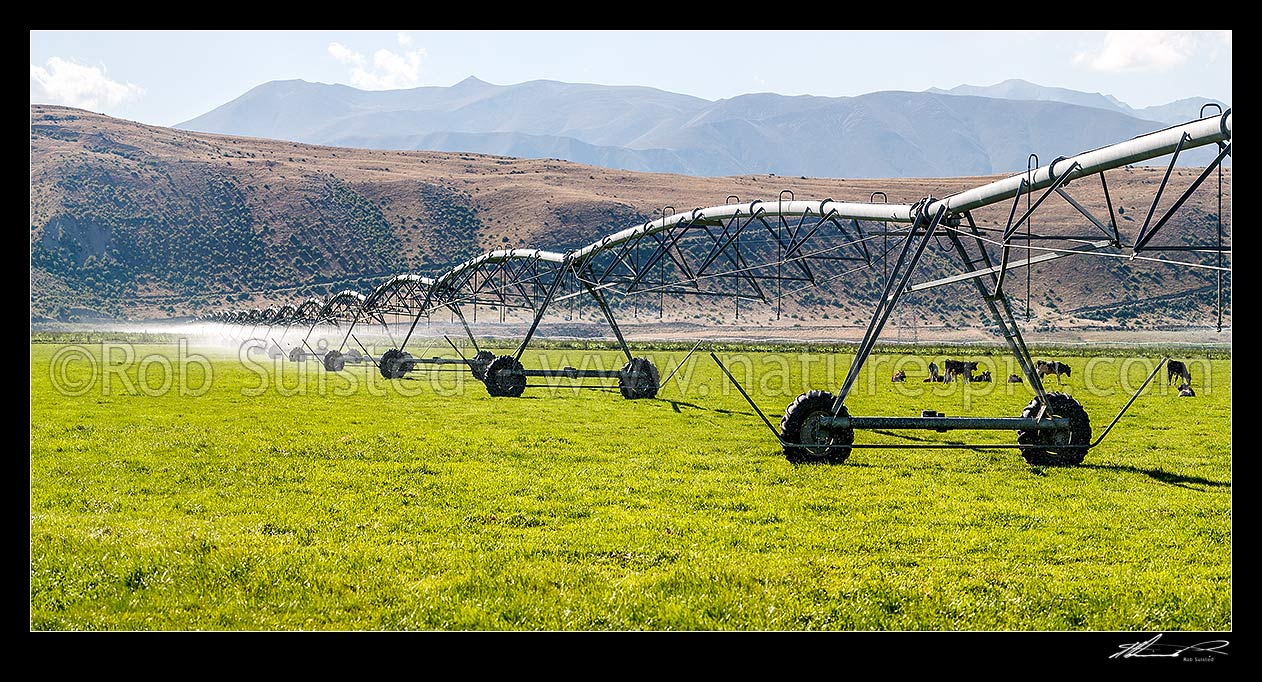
[470,350,496,382]
[618,357,660,399]
[484,355,527,397]
[1017,392,1092,466]
[378,348,410,379]
[267,346,284,360]
[323,350,345,372]
[344,348,364,362]
[288,346,304,363]
[779,390,854,464]
[379,348,401,378]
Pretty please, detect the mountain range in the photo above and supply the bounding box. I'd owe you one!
[927,79,1226,124]
[177,77,1228,178]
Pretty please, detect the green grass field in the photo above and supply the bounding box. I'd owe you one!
[29,340,1231,630]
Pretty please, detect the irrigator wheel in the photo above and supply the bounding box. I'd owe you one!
[344,348,364,362]
[618,357,660,400]
[779,390,854,465]
[484,355,526,397]
[323,350,345,372]
[1016,392,1092,466]
[267,345,284,360]
[378,348,409,379]
[470,350,496,381]
[288,346,304,363]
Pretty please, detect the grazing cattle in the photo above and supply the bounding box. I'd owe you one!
[924,362,940,383]
[971,370,992,382]
[892,370,906,383]
[1178,382,1196,397]
[943,359,979,382]
[1007,374,1023,383]
[1036,360,1072,384]
[1167,360,1192,386]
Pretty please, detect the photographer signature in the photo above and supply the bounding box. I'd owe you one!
[1111,634,1229,659]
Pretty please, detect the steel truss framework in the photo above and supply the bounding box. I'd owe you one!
[210,110,1232,464]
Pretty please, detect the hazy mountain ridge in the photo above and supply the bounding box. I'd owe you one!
[177,78,1227,178]
[928,78,1228,125]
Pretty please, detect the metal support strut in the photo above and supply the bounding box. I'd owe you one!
[947,215,1051,409]
[578,275,634,363]
[513,263,570,361]
[832,202,947,412]
[448,305,482,355]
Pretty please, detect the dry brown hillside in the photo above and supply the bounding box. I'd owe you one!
[31,105,1230,331]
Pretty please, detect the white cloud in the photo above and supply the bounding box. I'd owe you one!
[1073,31,1202,73]
[326,39,427,90]
[30,57,145,110]
[327,41,365,67]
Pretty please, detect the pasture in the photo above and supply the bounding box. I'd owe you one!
[29,339,1231,630]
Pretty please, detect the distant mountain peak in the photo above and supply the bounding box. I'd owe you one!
[927,79,1227,125]
[933,78,1115,100]
[452,75,492,88]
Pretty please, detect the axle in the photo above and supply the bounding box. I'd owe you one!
[823,414,1070,432]
[402,356,480,367]
[509,367,622,379]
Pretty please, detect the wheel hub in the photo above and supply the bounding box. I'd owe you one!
[780,391,854,464]
[800,410,837,452]
[1017,392,1092,466]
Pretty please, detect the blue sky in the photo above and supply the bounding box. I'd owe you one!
[30,30,1232,127]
